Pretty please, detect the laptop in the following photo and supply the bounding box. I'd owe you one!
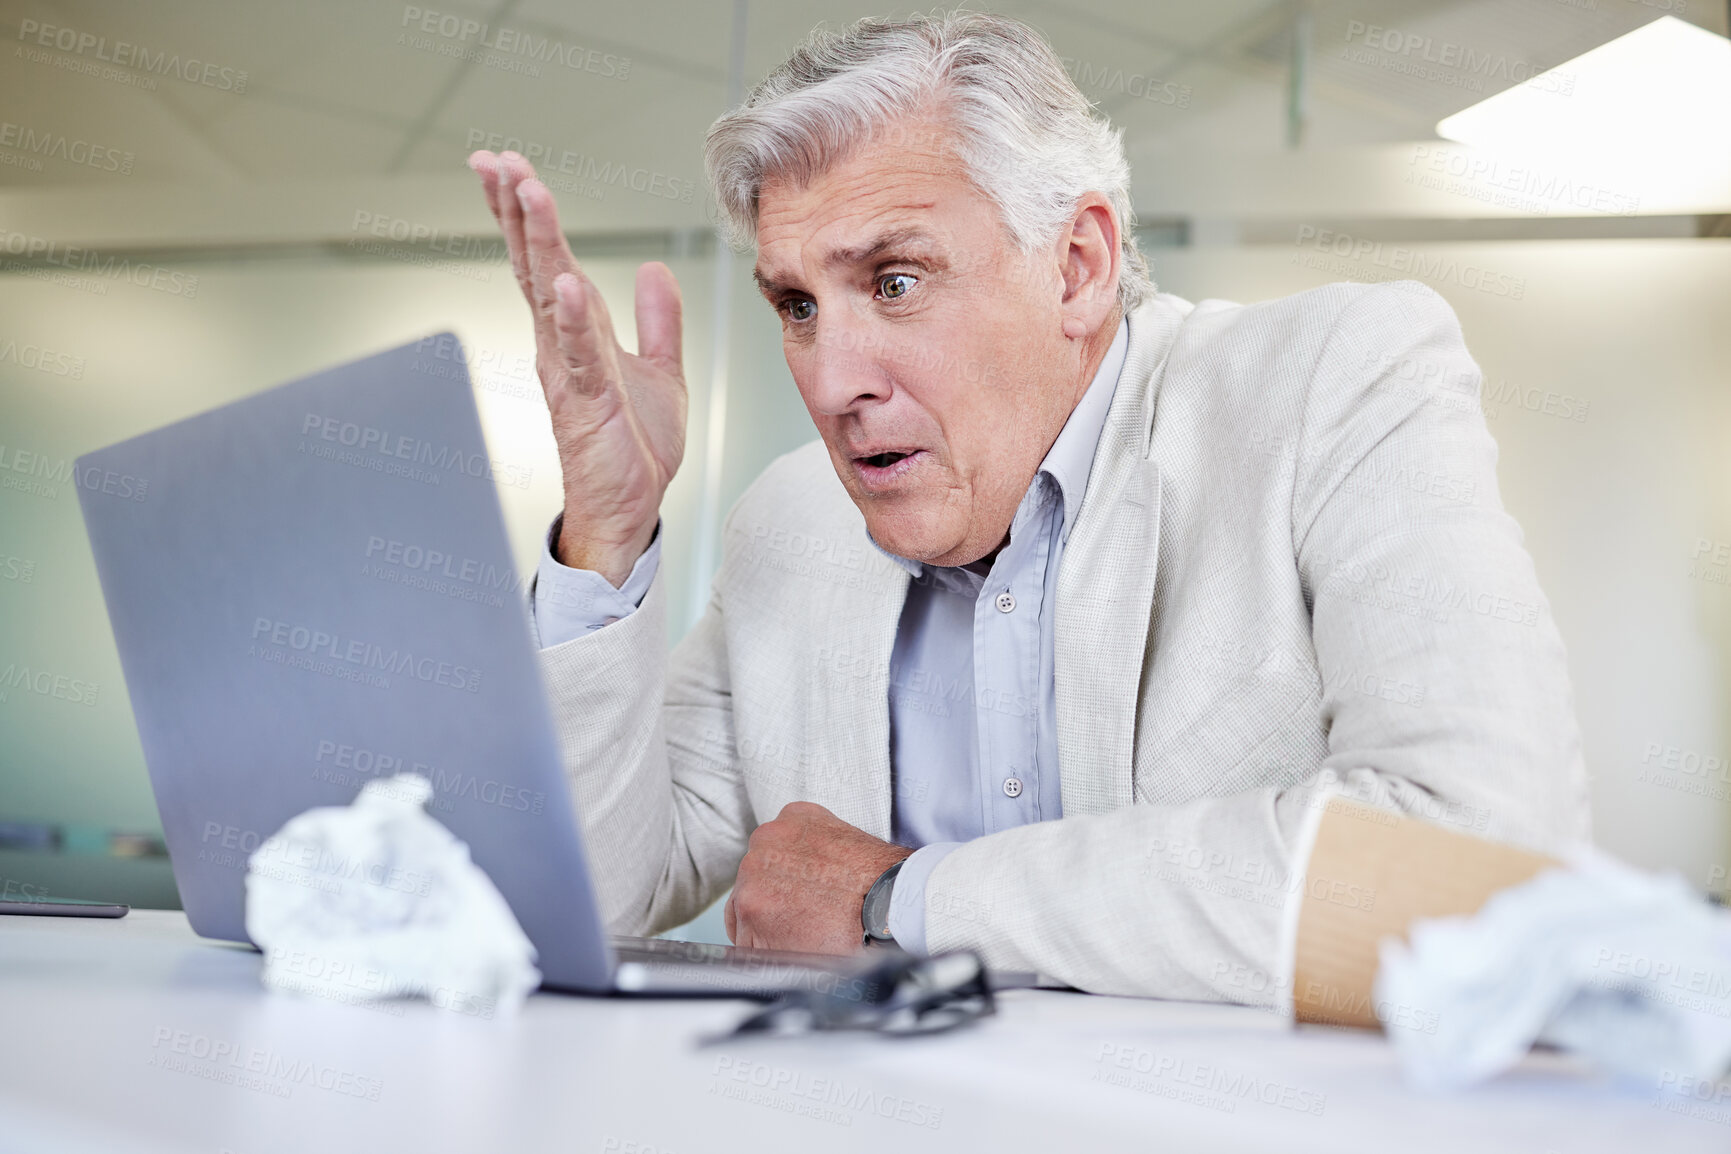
[73,333,887,997]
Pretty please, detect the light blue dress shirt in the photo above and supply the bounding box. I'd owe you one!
[532,317,1130,953]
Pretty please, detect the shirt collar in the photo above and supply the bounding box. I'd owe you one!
[866,315,1132,578]
[1039,314,1129,540]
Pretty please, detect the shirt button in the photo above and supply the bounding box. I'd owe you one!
[994,591,1017,613]
[1002,776,1023,798]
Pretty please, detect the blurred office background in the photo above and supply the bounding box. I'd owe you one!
[1,1,1728,935]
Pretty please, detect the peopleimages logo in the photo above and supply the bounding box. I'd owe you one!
[0,553,36,582]
[1093,1043,1330,1116]
[1407,145,1640,218]
[364,533,516,584]
[411,333,539,405]
[16,19,249,92]
[1310,550,1542,628]
[0,660,100,707]
[298,412,532,490]
[349,210,498,260]
[709,1055,943,1129]
[249,617,483,693]
[0,443,149,502]
[1056,56,1192,107]
[0,120,133,174]
[362,534,524,608]
[398,7,630,80]
[465,130,697,204]
[1342,21,1573,94]
[1292,225,1527,300]
[0,229,199,297]
[148,1028,382,1101]
[1,876,47,900]
[311,739,546,816]
[0,336,86,379]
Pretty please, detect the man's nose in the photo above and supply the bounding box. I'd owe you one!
[801,317,890,417]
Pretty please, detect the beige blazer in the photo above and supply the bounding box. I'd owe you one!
[537,279,1590,1003]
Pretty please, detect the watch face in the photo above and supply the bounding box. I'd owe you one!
[862,861,903,940]
[866,895,891,938]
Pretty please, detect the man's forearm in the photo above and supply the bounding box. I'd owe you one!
[917,787,1301,1001]
[913,772,1455,1001]
[538,559,757,938]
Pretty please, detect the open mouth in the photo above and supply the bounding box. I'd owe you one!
[850,447,925,489]
[860,451,911,468]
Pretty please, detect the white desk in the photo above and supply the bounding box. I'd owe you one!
[0,910,1718,1154]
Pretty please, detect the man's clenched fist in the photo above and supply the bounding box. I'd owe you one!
[725,802,914,955]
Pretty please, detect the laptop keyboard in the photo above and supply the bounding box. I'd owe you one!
[610,934,860,969]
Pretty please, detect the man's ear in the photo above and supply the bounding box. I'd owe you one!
[1058,194,1121,340]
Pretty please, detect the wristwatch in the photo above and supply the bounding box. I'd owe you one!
[860,860,905,947]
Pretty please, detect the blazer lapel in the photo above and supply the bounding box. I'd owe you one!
[1055,297,1185,816]
[808,552,909,841]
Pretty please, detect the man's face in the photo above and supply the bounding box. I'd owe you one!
[753,119,1090,567]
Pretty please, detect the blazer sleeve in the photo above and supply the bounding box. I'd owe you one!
[536,524,754,936]
[918,281,1590,1002]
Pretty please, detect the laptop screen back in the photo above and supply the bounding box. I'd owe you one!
[76,335,613,991]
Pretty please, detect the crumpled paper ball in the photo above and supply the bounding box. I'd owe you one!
[1375,845,1731,1092]
[244,773,540,1017]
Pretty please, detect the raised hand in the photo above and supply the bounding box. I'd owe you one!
[468,150,687,587]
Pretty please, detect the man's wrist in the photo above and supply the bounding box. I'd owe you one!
[532,515,662,648]
[555,516,658,588]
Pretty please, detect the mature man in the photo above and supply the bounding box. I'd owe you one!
[466,12,1588,1002]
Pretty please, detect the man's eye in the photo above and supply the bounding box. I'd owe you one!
[784,298,815,322]
[877,273,916,300]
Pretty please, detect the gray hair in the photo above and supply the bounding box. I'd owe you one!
[704,11,1154,312]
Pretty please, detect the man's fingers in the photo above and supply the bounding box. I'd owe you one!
[635,261,684,377]
[553,274,619,399]
[469,151,527,283]
[467,150,503,227]
[493,152,536,291]
[494,155,624,400]
[723,892,738,944]
[514,174,579,313]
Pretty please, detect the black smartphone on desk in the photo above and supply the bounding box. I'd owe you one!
[0,896,130,918]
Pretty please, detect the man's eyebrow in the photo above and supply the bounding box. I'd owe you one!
[822,225,938,270]
[753,224,940,299]
[752,266,786,298]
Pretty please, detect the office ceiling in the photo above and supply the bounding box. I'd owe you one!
[0,0,1713,213]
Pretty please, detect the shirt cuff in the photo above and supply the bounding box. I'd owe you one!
[530,514,661,649]
[885,842,962,956]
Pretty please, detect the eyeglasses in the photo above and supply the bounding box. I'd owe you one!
[711,949,996,1040]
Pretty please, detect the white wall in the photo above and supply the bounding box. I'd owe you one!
[0,252,718,830]
[4,234,1727,902]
